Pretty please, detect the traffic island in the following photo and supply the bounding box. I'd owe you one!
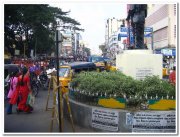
[63,96,176,133]
[66,71,176,133]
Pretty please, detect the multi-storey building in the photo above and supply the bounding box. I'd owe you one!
[105,18,122,41]
[105,18,125,58]
[61,32,73,58]
[145,4,177,69]
[61,31,82,60]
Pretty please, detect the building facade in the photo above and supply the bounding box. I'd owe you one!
[61,32,73,58]
[60,31,83,60]
[105,18,125,58]
[145,4,177,69]
[145,4,176,51]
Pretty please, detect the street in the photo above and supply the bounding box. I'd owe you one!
[3,3,177,135]
[4,88,94,133]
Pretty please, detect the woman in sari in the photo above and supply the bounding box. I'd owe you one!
[6,71,18,114]
[10,67,33,113]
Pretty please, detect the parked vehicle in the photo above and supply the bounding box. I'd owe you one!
[4,64,19,76]
[87,55,105,71]
[58,62,97,93]
[87,56,116,72]
[162,63,169,79]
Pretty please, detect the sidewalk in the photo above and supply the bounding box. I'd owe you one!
[4,88,95,133]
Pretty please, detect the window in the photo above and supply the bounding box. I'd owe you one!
[59,67,70,77]
[174,25,176,38]
[174,4,176,16]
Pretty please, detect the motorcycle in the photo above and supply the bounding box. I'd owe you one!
[38,71,49,89]
[30,72,39,97]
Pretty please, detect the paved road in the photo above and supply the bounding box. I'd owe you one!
[4,88,95,133]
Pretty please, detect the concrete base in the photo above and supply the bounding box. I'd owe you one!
[64,97,176,133]
[116,50,163,80]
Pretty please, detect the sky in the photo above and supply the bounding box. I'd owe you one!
[50,2,127,55]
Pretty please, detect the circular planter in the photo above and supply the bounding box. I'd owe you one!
[63,96,176,133]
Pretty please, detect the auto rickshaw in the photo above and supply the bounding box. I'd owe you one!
[58,62,97,93]
[162,63,169,78]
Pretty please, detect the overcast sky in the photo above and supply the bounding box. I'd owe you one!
[50,2,127,55]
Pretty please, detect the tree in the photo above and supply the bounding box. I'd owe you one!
[99,44,107,56]
[84,47,91,57]
[4,4,83,57]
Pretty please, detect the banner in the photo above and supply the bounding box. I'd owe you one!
[92,108,119,131]
[132,111,176,133]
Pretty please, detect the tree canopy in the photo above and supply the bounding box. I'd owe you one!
[4,4,82,57]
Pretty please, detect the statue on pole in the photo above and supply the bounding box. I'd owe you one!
[126,4,147,49]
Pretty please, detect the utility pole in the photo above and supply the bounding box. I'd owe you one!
[55,27,63,132]
[24,43,25,58]
[35,36,37,59]
[55,30,61,132]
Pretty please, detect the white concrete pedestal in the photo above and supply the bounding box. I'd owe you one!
[116,50,163,80]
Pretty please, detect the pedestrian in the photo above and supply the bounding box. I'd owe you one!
[6,70,19,114]
[34,62,41,76]
[10,67,33,113]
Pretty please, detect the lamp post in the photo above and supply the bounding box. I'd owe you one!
[55,20,76,132]
[22,36,26,58]
[55,19,63,132]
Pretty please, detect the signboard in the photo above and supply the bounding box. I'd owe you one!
[172,49,176,56]
[120,27,132,32]
[144,27,153,32]
[92,108,119,131]
[136,68,153,80]
[30,50,34,58]
[162,49,173,56]
[155,49,176,56]
[15,50,20,55]
[118,33,151,38]
[120,27,153,32]
[132,111,176,133]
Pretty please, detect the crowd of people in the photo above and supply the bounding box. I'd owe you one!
[5,57,52,114]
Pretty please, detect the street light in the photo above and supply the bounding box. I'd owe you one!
[55,19,76,132]
[22,36,26,58]
[55,18,63,132]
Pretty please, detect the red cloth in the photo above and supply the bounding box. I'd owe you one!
[169,71,176,86]
[9,75,32,112]
[9,86,20,105]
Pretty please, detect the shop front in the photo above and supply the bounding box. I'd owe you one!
[155,48,176,70]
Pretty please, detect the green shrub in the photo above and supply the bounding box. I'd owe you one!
[70,72,176,105]
[138,76,175,99]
